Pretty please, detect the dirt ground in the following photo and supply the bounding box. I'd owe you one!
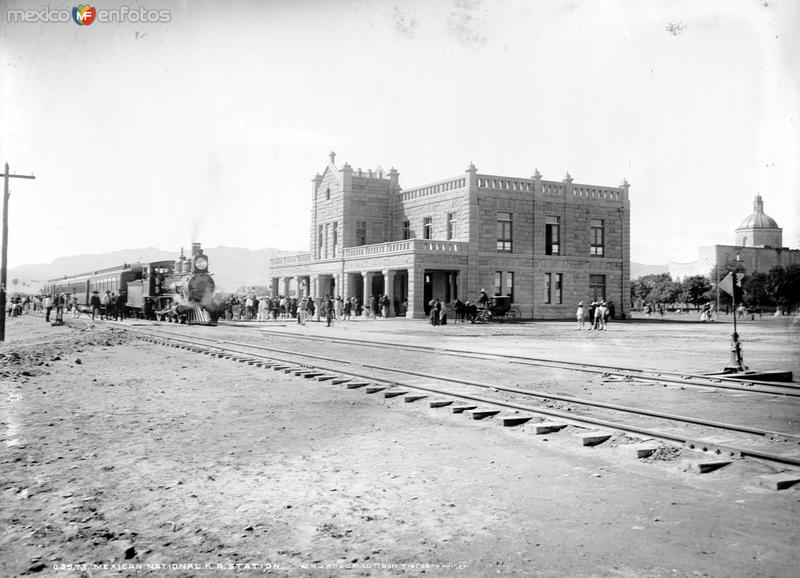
[1,313,799,577]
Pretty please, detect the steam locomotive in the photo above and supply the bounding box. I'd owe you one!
[44,243,218,325]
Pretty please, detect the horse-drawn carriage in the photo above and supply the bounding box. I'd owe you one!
[453,295,521,323]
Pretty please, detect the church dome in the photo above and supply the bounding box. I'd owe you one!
[736,195,779,230]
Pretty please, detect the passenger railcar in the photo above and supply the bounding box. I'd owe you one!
[44,243,217,324]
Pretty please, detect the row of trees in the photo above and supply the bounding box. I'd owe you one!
[631,264,800,312]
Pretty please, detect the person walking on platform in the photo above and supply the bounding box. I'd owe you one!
[576,302,585,330]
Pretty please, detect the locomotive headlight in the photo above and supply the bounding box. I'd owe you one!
[194,256,208,271]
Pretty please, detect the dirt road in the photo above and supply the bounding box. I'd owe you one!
[1,314,798,577]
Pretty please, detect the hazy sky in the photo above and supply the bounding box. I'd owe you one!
[1,0,798,268]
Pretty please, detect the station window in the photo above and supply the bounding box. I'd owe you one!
[317,225,324,258]
[544,273,551,304]
[402,221,410,240]
[494,271,502,296]
[496,212,513,252]
[332,222,338,258]
[447,213,457,240]
[324,223,330,258]
[589,274,606,301]
[356,221,367,246]
[545,216,560,255]
[371,221,384,244]
[555,273,562,304]
[506,271,515,303]
[325,187,330,201]
[591,219,605,256]
[423,217,433,240]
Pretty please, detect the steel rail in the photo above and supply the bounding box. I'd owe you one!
[219,324,800,396]
[130,327,800,469]
[133,326,800,441]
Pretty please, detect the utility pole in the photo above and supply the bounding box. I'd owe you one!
[1,163,36,341]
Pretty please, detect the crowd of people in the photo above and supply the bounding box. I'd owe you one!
[575,300,615,330]
[220,294,405,325]
[7,290,126,324]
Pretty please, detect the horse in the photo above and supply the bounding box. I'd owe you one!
[451,299,478,324]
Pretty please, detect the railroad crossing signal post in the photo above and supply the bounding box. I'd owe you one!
[1,163,36,342]
[719,271,745,372]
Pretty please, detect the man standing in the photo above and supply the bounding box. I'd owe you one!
[101,290,110,320]
[44,294,53,322]
[334,295,343,320]
[576,302,585,330]
[323,295,334,327]
[90,291,102,321]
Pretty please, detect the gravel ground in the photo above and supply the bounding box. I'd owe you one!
[1,312,799,577]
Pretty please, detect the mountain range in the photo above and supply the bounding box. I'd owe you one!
[7,248,668,294]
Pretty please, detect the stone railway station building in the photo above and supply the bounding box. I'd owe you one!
[269,153,631,319]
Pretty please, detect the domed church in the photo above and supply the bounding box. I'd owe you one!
[735,195,782,248]
[669,195,798,281]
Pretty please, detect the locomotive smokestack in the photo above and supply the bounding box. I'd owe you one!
[191,242,202,257]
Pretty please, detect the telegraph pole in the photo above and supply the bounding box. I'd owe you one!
[1,163,36,341]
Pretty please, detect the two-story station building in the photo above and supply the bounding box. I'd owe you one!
[269,152,630,319]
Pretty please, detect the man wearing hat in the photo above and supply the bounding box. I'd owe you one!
[477,288,489,309]
[90,291,102,321]
[100,290,111,320]
[576,301,585,330]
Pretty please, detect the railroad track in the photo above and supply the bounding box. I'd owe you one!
[125,325,800,471]
[217,323,800,398]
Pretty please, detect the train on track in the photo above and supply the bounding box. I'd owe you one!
[44,243,219,324]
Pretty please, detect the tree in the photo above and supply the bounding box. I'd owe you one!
[767,265,800,312]
[632,273,680,306]
[742,272,770,308]
[681,275,712,308]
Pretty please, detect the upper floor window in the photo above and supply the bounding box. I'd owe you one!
[590,219,604,256]
[332,221,338,258]
[496,212,512,252]
[545,215,560,255]
[356,221,367,246]
[447,213,457,240]
[325,187,331,200]
[423,217,433,240]
[402,221,410,240]
[317,224,324,259]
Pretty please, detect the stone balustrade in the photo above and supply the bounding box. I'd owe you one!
[342,239,467,258]
[270,253,312,266]
[399,178,467,202]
